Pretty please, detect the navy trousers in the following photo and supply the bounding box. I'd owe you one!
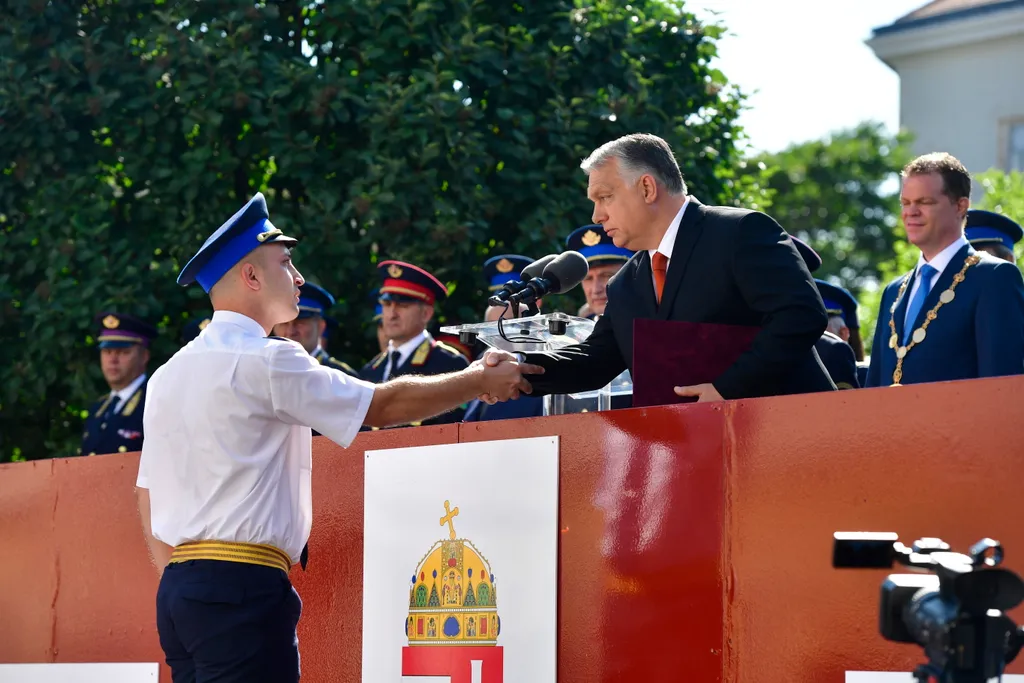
[156,560,302,683]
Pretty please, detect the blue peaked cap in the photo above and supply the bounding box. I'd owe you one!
[482,254,533,291]
[297,282,335,319]
[815,279,859,330]
[566,225,634,263]
[965,209,1022,250]
[178,193,298,292]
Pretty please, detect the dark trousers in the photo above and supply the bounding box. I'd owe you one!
[156,560,302,683]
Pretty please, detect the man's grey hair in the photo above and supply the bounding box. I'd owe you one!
[580,133,687,195]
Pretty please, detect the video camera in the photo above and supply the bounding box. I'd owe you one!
[833,532,1024,683]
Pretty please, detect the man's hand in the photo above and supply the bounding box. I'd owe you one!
[673,383,724,403]
[476,350,544,404]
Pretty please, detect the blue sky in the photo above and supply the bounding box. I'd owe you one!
[691,0,928,153]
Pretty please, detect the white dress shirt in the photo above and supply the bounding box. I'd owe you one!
[111,372,147,414]
[903,235,969,328]
[136,311,376,563]
[382,330,430,380]
[647,196,691,290]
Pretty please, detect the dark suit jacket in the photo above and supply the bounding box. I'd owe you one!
[79,378,147,456]
[815,332,860,390]
[525,199,834,400]
[360,335,470,425]
[866,245,1024,387]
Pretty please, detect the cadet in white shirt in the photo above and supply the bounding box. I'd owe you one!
[135,192,540,683]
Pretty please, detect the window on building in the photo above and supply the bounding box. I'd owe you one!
[1010,122,1024,172]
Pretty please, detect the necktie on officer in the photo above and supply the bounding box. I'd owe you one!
[652,252,669,304]
[385,350,402,380]
[903,263,937,344]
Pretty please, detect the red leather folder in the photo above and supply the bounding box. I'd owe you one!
[631,319,760,407]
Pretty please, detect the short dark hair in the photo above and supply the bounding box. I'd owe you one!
[902,152,971,202]
[581,133,687,195]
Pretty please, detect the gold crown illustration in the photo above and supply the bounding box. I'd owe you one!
[405,500,500,646]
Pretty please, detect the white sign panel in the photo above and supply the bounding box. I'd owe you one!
[362,436,559,683]
[0,663,158,683]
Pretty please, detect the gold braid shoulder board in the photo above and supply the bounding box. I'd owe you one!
[887,254,980,386]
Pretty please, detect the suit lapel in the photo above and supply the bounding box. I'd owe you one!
[910,245,972,332]
[632,253,659,318]
[892,270,916,345]
[657,198,706,320]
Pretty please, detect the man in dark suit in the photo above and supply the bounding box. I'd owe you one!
[361,260,469,424]
[519,133,834,401]
[79,311,156,456]
[866,153,1024,387]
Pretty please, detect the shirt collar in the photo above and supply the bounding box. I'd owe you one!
[915,234,969,277]
[388,329,431,365]
[647,195,691,261]
[211,310,269,338]
[113,372,147,403]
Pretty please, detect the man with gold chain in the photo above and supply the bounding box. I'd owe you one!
[865,153,1024,387]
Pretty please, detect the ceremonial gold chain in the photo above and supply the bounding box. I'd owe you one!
[887,254,979,385]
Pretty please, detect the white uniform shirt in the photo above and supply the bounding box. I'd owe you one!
[382,330,430,380]
[136,310,376,563]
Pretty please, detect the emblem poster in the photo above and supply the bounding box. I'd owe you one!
[362,436,559,683]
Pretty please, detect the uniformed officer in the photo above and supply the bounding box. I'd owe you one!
[566,225,634,319]
[791,235,867,387]
[361,260,470,424]
[965,209,1021,264]
[180,313,212,345]
[814,280,861,389]
[273,282,358,376]
[320,315,338,357]
[465,254,546,422]
[135,192,539,683]
[79,312,156,456]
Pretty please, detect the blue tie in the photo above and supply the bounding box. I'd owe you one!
[903,263,937,344]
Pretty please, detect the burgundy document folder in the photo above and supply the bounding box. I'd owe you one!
[631,319,760,407]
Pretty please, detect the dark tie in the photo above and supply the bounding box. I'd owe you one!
[651,252,669,304]
[387,350,402,379]
[903,263,937,344]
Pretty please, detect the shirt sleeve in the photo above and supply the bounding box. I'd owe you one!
[268,342,377,447]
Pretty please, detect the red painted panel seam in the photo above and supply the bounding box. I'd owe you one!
[49,473,60,662]
[721,402,738,683]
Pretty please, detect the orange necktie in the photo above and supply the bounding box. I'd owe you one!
[651,252,669,304]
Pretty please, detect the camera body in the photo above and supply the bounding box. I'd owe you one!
[833,532,1024,683]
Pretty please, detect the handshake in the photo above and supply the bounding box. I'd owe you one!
[471,349,545,405]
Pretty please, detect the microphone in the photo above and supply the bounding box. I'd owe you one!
[488,254,559,305]
[507,251,589,306]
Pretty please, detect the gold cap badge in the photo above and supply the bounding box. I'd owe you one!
[199,318,210,331]
[388,264,404,278]
[102,315,120,329]
[496,258,514,274]
[582,230,601,247]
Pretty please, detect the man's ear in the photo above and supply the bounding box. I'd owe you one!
[640,174,659,204]
[240,261,261,292]
[421,304,435,325]
[317,318,327,336]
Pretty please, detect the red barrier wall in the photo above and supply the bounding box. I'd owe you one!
[2,376,1022,682]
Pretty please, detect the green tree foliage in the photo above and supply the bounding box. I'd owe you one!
[975,169,1024,265]
[0,0,761,462]
[748,121,912,294]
